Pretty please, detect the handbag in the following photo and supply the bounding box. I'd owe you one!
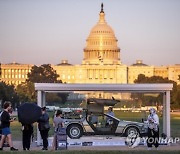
[44,123,50,130]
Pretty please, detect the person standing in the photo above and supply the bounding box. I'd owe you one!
[38,107,50,150]
[0,101,18,151]
[52,110,64,150]
[147,108,159,150]
[106,107,115,125]
[22,123,33,151]
[107,107,115,117]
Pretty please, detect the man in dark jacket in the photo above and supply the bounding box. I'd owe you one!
[38,107,50,150]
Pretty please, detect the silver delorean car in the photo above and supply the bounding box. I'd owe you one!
[63,98,148,139]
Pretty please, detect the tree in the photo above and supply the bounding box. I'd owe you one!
[0,82,19,108]
[57,93,69,104]
[16,82,36,103]
[46,93,62,104]
[134,74,179,109]
[27,64,61,83]
[16,64,62,103]
[173,85,180,108]
[134,74,147,83]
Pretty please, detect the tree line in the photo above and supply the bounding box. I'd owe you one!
[134,74,180,109]
[0,65,180,109]
[0,64,68,109]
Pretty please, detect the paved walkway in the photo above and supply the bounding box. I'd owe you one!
[0,140,179,151]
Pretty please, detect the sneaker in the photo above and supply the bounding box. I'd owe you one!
[0,148,3,151]
[3,143,9,147]
[10,147,18,151]
[42,147,48,150]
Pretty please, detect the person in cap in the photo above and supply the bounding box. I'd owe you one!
[38,107,50,150]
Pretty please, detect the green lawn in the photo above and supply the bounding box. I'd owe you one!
[10,111,180,140]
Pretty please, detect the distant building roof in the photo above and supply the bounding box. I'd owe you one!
[56,60,72,66]
[131,60,148,66]
[7,62,21,65]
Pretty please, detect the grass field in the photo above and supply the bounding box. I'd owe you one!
[10,111,180,140]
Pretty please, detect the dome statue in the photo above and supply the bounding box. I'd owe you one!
[82,3,121,65]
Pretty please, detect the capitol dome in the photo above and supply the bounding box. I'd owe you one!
[82,4,121,65]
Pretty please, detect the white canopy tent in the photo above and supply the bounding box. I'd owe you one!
[35,83,173,145]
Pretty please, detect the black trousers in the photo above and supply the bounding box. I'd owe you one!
[40,130,49,149]
[147,127,159,148]
[22,130,32,150]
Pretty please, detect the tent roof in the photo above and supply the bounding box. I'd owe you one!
[35,83,173,93]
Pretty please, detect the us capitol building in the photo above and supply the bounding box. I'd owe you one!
[1,4,180,86]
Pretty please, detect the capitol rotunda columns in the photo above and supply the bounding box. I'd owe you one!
[82,3,121,65]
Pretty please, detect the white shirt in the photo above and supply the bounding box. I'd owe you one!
[147,113,159,131]
[107,111,115,117]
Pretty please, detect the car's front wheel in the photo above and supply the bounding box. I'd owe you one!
[67,124,83,139]
[125,126,140,137]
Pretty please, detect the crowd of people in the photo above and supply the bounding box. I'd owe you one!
[0,101,160,151]
[0,101,64,151]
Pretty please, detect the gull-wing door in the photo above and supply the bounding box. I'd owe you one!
[87,97,119,114]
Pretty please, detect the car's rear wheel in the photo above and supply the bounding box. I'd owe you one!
[125,126,140,137]
[67,124,83,139]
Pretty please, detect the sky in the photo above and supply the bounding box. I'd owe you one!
[0,0,180,66]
